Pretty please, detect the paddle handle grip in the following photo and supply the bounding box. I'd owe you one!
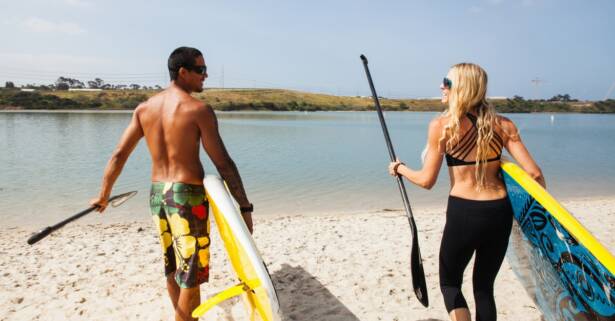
[26,191,136,246]
[27,206,98,245]
[27,227,53,245]
[360,55,397,161]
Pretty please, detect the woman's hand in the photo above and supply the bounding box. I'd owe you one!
[388,159,404,176]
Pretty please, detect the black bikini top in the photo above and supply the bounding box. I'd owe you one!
[445,113,503,167]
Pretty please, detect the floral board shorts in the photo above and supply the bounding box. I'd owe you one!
[150,182,210,288]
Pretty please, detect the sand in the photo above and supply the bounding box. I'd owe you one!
[1,198,613,321]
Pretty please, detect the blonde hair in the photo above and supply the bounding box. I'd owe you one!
[440,63,499,190]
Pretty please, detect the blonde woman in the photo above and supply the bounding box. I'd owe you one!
[388,63,545,321]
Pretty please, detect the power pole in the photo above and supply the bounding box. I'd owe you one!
[531,77,544,100]
[604,81,615,100]
[221,65,225,89]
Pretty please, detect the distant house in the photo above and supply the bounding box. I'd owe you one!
[68,88,102,92]
[20,88,36,92]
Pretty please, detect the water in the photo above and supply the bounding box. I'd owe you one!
[1,111,614,227]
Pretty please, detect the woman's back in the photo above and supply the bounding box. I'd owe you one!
[441,113,509,200]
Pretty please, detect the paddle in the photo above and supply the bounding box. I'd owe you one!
[27,191,138,245]
[360,54,429,307]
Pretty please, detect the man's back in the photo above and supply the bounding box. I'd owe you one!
[138,87,206,185]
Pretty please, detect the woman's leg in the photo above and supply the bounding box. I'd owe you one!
[471,202,513,321]
[440,197,475,320]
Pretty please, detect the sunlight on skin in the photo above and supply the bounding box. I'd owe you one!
[449,307,471,321]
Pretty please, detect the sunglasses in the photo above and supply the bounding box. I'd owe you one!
[442,77,452,89]
[185,65,207,75]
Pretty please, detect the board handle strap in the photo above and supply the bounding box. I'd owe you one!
[192,279,261,318]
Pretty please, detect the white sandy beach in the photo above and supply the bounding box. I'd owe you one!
[1,198,613,321]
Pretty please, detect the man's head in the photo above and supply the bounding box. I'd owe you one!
[168,46,207,93]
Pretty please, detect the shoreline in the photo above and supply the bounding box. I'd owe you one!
[2,88,613,112]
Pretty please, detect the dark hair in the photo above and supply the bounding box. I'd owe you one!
[168,47,203,81]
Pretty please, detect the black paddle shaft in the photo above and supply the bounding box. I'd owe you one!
[27,191,136,245]
[360,54,429,307]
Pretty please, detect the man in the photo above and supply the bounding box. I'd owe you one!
[90,46,253,321]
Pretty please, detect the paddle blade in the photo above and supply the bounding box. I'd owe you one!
[411,238,429,307]
[109,191,137,207]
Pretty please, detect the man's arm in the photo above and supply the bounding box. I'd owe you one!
[91,107,144,212]
[196,104,253,231]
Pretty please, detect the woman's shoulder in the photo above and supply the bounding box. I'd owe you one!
[430,114,449,128]
[494,114,520,140]
[426,115,449,142]
[495,114,517,130]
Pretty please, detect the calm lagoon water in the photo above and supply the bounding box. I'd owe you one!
[1,111,614,227]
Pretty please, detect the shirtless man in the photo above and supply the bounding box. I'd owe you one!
[90,46,253,321]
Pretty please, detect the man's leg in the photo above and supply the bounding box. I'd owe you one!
[163,183,209,321]
[175,286,200,321]
[167,273,180,309]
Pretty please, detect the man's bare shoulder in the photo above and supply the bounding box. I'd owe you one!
[133,99,151,117]
[184,97,208,112]
[135,90,165,111]
[172,91,209,113]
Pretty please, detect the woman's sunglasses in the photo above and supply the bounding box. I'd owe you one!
[442,77,452,89]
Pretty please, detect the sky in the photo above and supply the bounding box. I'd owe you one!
[0,0,614,100]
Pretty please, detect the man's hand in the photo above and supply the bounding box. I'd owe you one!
[241,212,253,234]
[89,196,108,213]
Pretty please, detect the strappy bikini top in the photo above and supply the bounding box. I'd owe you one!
[445,113,503,167]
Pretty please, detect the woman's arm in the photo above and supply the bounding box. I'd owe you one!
[389,118,445,189]
[501,117,546,188]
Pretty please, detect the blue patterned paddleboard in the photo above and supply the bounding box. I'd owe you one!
[502,162,615,321]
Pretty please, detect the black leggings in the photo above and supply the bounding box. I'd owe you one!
[439,195,513,321]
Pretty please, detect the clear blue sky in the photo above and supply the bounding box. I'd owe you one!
[1,0,614,100]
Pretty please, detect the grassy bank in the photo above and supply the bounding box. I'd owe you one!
[1,88,614,113]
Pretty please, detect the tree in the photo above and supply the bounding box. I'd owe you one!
[56,76,85,89]
[130,84,141,90]
[87,78,105,89]
[5,81,15,88]
[548,94,575,102]
[57,82,69,90]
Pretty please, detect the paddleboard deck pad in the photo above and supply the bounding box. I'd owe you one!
[502,161,615,320]
[192,175,281,321]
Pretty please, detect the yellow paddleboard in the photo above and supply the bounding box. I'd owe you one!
[192,175,281,321]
